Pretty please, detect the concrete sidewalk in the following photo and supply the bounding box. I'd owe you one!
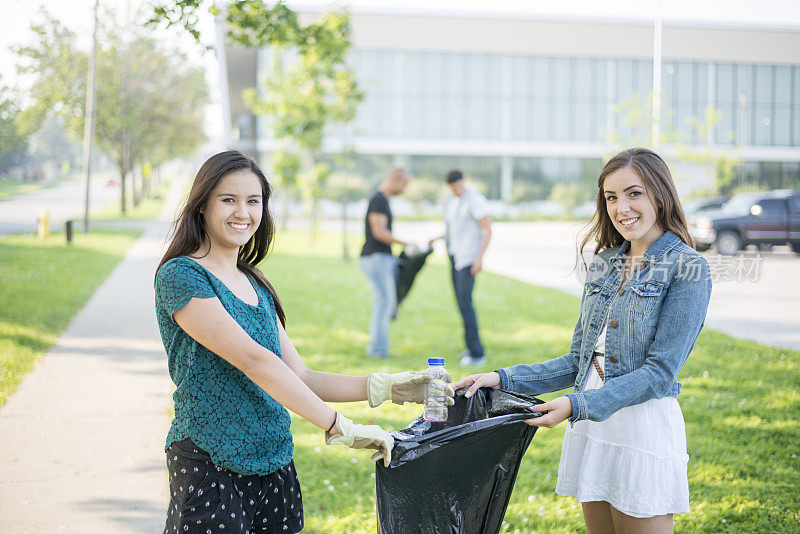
[0,185,185,532]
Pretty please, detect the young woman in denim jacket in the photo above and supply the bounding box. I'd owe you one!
[454,148,712,533]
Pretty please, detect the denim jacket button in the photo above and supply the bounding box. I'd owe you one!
[608,354,618,363]
[609,320,618,328]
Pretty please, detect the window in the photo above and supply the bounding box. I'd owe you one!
[758,199,786,214]
[716,64,734,105]
[336,50,799,147]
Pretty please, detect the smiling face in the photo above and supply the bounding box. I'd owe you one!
[201,169,263,252]
[602,166,663,253]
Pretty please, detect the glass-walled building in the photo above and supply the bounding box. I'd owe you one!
[222,8,800,200]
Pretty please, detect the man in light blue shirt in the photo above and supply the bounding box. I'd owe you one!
[431,169,492,366]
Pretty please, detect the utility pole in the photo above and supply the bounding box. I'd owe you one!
[215,8,232,148]
[81,0,99,232]
[652,0,663,150]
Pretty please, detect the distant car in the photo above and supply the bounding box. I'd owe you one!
[688,190,800,255]
[104,177,119,187]
[682,196,730,216]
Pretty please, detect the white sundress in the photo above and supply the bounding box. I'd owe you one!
[554,326,690,518]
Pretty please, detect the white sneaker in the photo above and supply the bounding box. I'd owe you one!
[459,353,486,366]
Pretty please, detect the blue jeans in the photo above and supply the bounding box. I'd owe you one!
[450,256,484,358]
[359,253,397,357]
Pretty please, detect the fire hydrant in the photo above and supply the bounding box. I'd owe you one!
[37,209,50,239]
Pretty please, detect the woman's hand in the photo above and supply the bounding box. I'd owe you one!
[325,413,394,467]
[525,396,572,428]
[452,371,501,398]
[367,371,455,407]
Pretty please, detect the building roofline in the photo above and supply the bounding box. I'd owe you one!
[286,2,800,33]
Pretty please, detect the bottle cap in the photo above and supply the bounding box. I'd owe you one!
[427,357,445,366]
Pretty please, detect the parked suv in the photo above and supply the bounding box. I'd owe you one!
[688,190,800,255]
[683,196,730,216]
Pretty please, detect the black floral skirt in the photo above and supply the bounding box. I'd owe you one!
[163,439,303,533]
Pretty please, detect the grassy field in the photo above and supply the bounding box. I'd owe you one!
[91,180,172,221]
[0,171,88,200]
[0,177,52,200]
[264,229,800,533]
[0,229,141,407]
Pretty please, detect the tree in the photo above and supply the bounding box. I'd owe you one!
[151,1,364,242]
[605,94,742,196]
[549,182,583,218]
[403,176,444,214]
[243,9,362,243]
[15,11,208,215]
[0,82,29,175]
[150,1,339,51]
[268,148,301,225]
[91,31,208,212]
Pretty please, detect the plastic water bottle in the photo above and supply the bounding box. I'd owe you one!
[424,357,449,422]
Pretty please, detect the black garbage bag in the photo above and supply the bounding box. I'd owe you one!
[396,246,433,307]
[376,388,544,534]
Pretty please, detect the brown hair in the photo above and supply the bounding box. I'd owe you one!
[579,147,694,258]
[156,150,286,326]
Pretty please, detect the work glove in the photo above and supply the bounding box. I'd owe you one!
[367,371,455,408]
[325,413,394,467]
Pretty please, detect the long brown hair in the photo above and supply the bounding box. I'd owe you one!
[156,150,286,326]
[579,147,694,258]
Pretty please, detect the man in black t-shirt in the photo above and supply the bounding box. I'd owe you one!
[359,168,411,358]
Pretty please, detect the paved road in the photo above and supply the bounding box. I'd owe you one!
[395,220,800,352]
[0,178,120,236]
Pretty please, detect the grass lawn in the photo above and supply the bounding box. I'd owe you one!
[263,229,800,533]
[0,229,141,407]
[91,178,175,221]
[0,171,87,201]
[0,178,52,200]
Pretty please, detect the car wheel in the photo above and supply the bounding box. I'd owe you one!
[716,231,742,255]
[695,243,711,252]
[791,242,800,255]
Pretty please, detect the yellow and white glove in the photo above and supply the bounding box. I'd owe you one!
[325,413,395,467]
[367,371,455,407]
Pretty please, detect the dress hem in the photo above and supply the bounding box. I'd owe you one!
[555,487,690,518]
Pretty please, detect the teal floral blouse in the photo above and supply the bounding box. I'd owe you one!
[155,256,293,475]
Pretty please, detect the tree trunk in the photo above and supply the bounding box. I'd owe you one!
[142,172,150,200]
[119,166,127,215]
[304,152,317,247]
[282,189,290,229]
[311,193,318,247]
[132,169,141,208]
[341,188,349,260]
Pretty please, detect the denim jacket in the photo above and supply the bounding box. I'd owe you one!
[496,231,712,423]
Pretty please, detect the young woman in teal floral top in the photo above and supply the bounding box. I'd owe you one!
[155,151,453,533]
